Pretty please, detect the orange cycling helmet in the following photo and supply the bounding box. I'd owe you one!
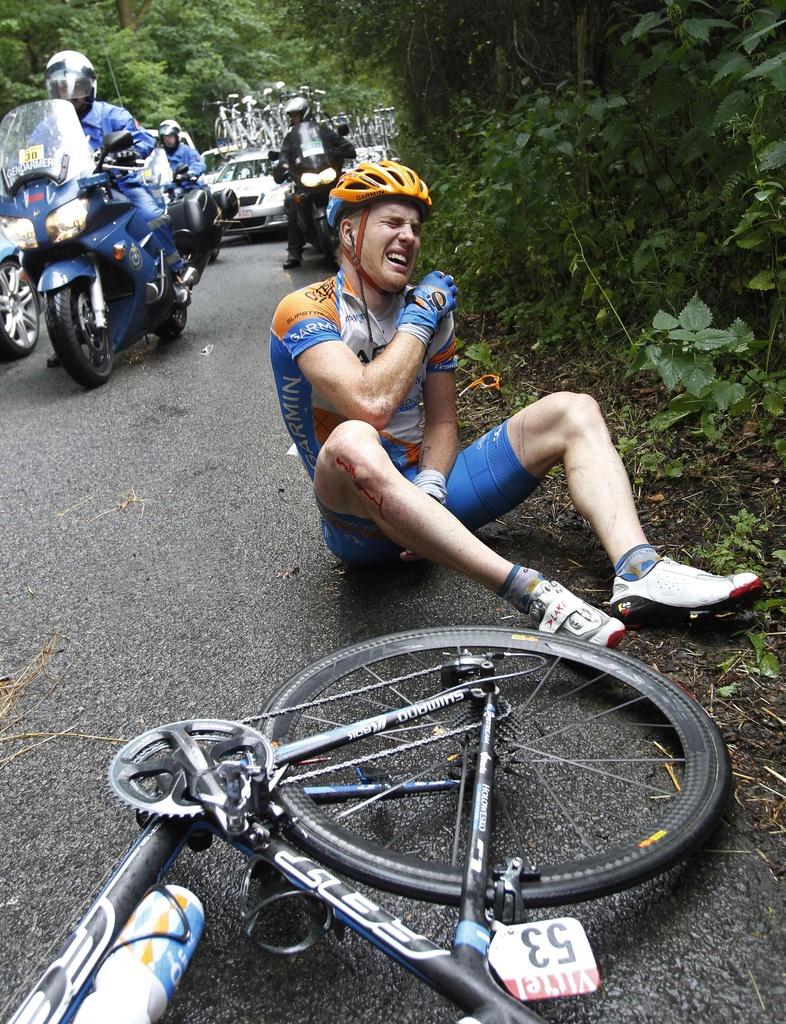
[326,160,432,226]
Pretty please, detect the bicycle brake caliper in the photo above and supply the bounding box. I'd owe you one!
[493,857,541,924]
[440,652,496,692]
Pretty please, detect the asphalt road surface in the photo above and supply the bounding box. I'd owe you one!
[1,236,783,1024]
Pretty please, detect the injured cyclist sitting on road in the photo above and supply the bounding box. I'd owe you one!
[268,159,762,647]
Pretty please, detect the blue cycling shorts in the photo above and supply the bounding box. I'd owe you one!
[317,419,540,565]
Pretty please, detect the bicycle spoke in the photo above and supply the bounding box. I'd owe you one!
[516,654,562,712]
[450,738,471,866]
[508,694,649,750]
[361,660,441,688]
[518,759,598,855]
[509,748,678,796]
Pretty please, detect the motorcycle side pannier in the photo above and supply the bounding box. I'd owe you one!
[213,188,239,220]
[169,189,222,254]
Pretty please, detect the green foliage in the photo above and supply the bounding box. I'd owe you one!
[407,1,786,412]
[615,432,684,483]
[628,291,786,452]
[717,624,782,690]
[461,341,496,371]
[747,631,781,677]
[711,520,783,689]
[694,509,766,575]
[715,679,740,698]
[0,0,393,149]
[286,0,551,129]
[631,295,756,435]
[697,509,781,683]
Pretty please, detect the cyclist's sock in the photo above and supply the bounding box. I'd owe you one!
[614,543,661,581]
[498,564,544,613]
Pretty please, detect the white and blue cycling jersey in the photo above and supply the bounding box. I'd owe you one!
[270,268,457,479]
[269,269,539,564]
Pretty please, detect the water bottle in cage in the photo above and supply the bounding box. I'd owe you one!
[73,885,204,1024]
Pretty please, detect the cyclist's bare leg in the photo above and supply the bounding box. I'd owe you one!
[505,392,648,565]
[314,421,514,591]
[316,392,649,575]
[316,418,625,646]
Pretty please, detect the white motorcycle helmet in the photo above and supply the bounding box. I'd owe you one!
[45,50,97,107]
[284,96,310,120]
[158,119,181,139]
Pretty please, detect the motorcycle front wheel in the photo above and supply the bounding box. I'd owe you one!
[44,282,112,388]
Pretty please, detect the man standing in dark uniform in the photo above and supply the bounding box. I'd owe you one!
[278,95,355,269]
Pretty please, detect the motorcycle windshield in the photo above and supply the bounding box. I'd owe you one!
[289,122,328,173]
[143,147,173,187]
[0,99,95,195]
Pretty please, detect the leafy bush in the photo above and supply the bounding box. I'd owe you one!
[695,508,767,575]
[629,292,786,455]
[409,1,786,373]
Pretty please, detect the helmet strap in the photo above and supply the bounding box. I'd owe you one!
[344,206,396,297]
[339,207,394,351]
[72,95,92,117]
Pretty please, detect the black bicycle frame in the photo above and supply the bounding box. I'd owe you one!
[8,819,191,1024]
[9,681,544,1024]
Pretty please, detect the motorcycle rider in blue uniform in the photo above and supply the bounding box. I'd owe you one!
[44,51,195,306]
[158,120,206,187]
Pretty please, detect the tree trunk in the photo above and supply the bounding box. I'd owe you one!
[572,0,618,94]
[576,7,588,98]
[114,0,153,30]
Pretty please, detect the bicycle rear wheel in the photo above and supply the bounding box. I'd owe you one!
[259,628,729,908]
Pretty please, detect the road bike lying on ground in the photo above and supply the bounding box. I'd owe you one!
[9,627,730,1024]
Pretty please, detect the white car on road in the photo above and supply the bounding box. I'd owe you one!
[0,228,40,360]
[209,150,288,237]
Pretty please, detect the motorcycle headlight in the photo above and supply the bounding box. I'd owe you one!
[300,167,338,189]
[45,198,89,243]
[0,215,37,249]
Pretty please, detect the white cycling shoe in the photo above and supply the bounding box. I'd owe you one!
[528,579,626,648]
[610,557,762,627]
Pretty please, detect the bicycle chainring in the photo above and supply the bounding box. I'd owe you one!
[109,719,274,818]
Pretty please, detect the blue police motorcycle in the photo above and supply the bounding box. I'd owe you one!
[0,100,203,388]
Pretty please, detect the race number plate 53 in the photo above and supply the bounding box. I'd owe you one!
[488,917,600,1002]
